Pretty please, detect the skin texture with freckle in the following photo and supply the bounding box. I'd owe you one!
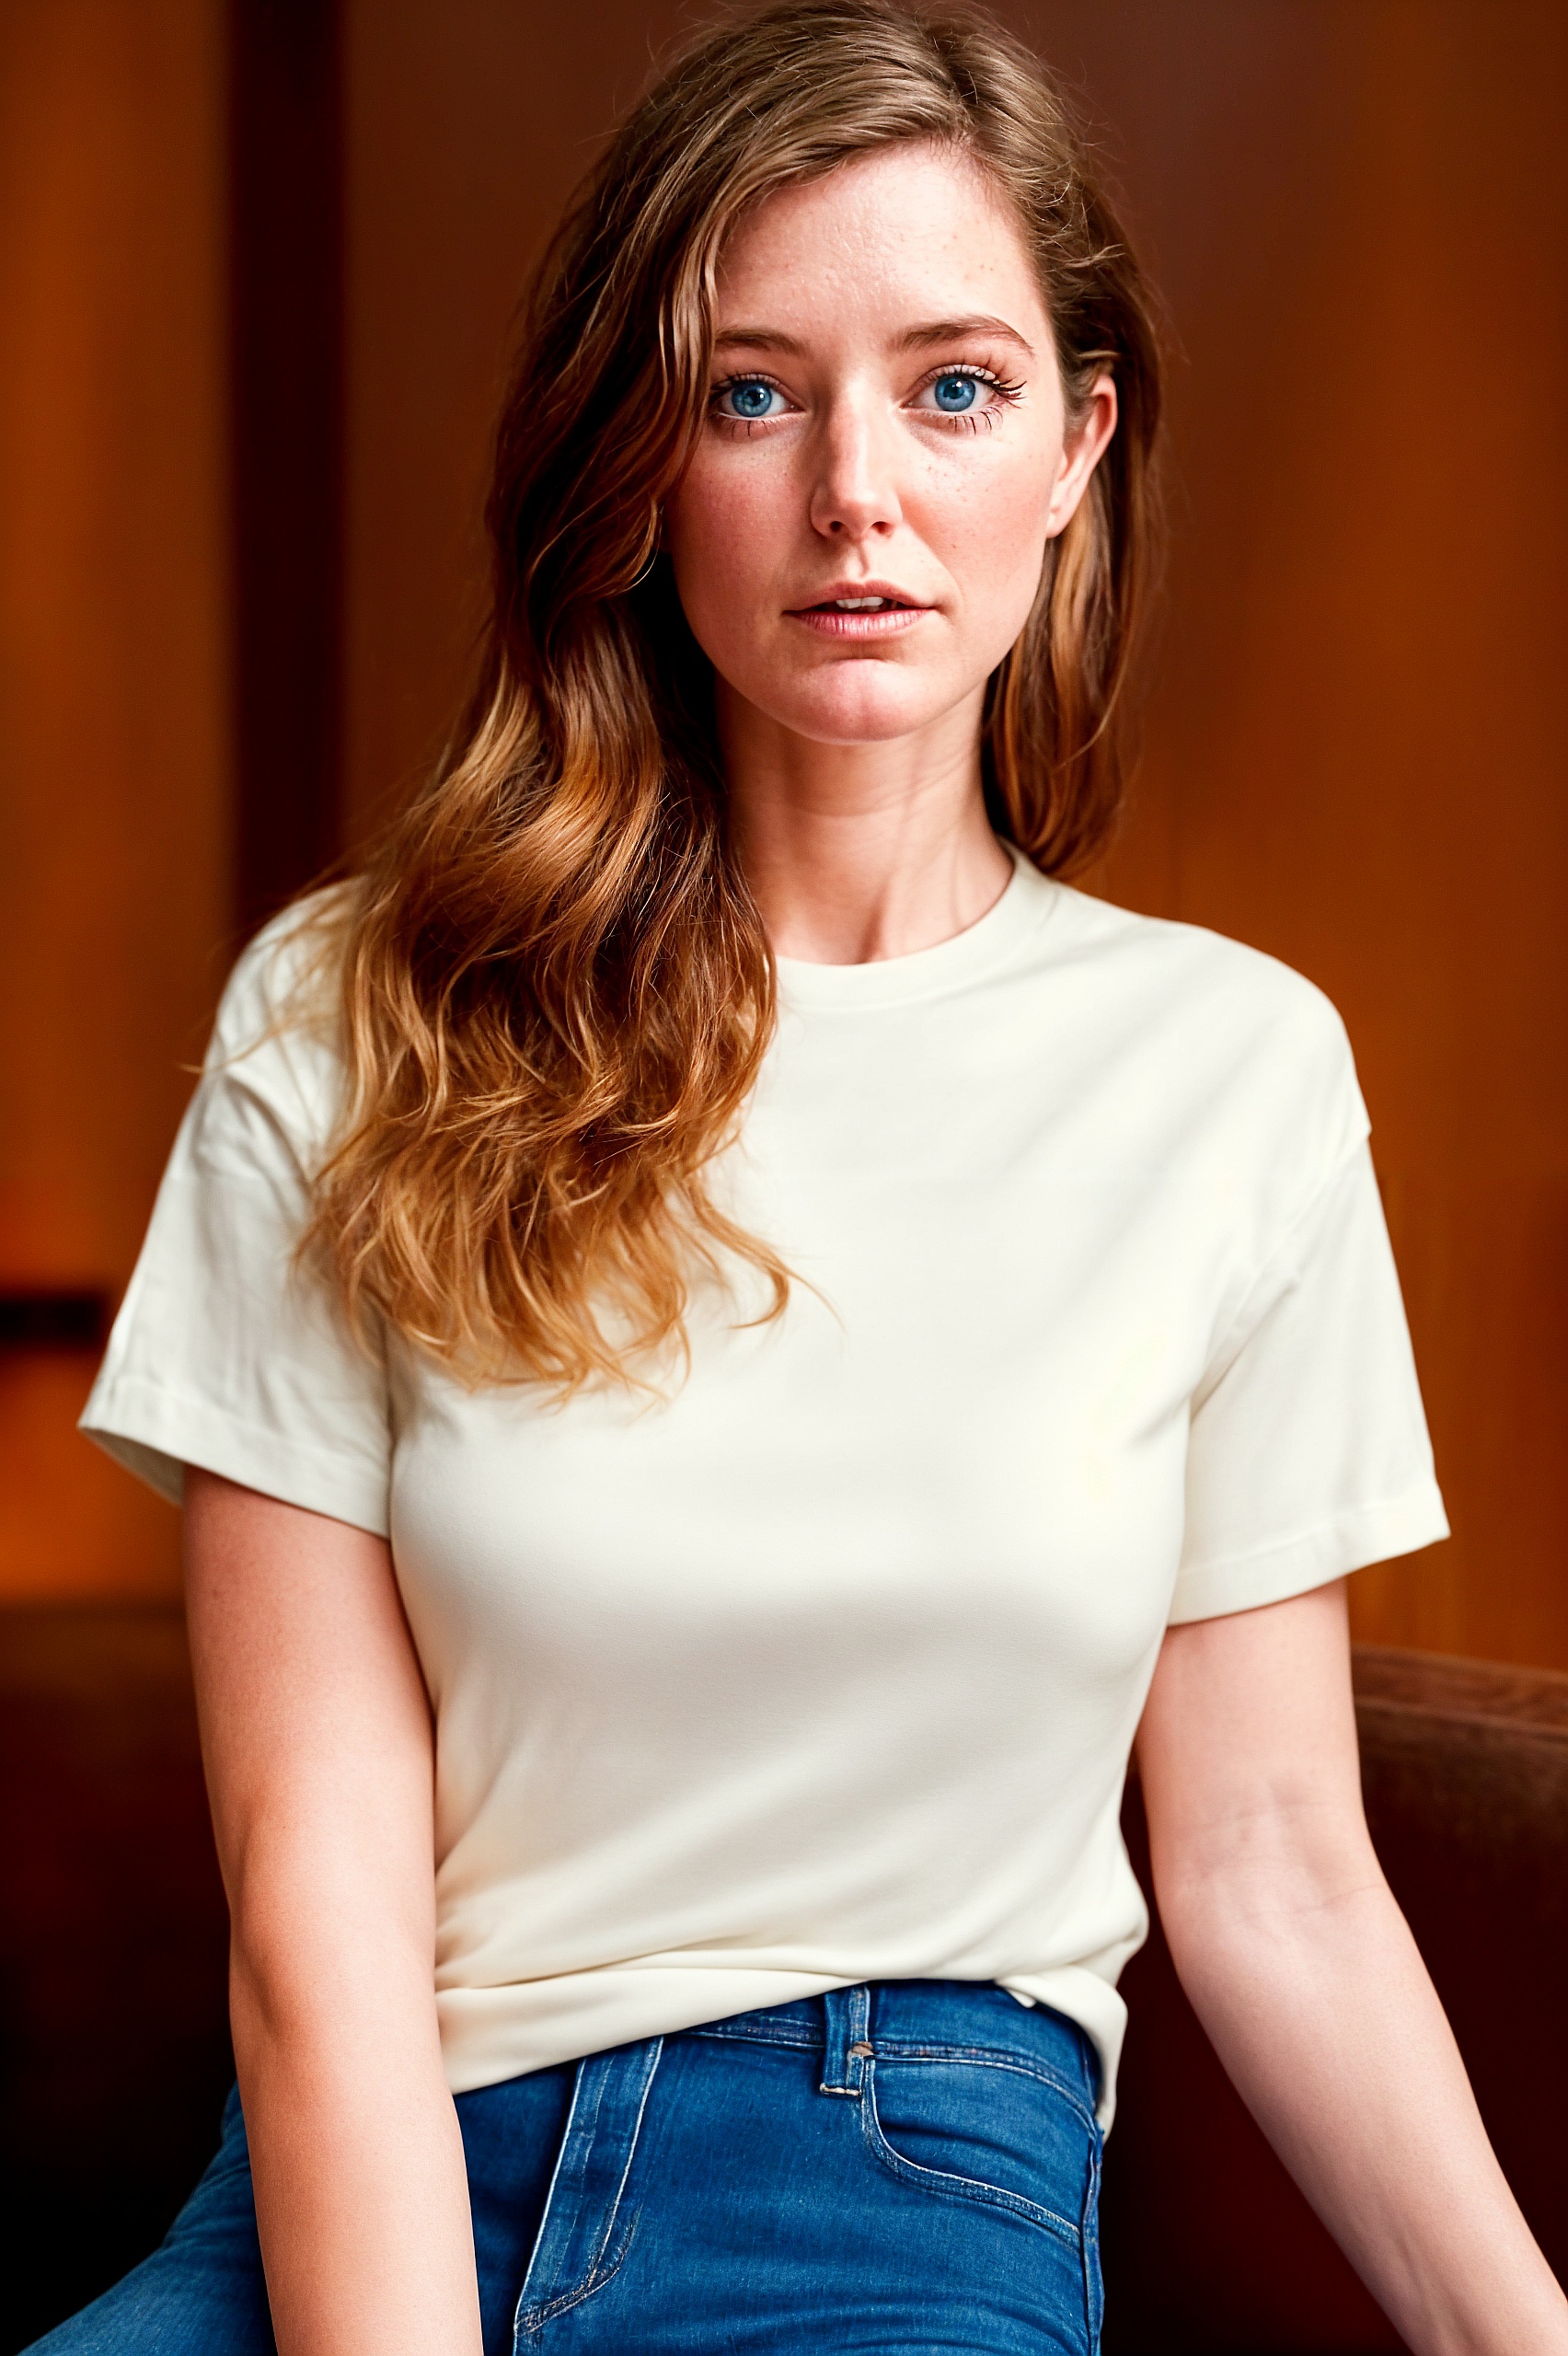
[663,141,1111,756]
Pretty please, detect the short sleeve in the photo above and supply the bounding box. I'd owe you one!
[79,908,391,1536]
[1170,1139,1447,1623]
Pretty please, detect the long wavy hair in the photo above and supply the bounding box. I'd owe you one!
[305,0,1164,1391]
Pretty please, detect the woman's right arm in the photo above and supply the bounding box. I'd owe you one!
[184,1467,483,2356]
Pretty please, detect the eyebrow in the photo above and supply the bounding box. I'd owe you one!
[711,328,807,356]
[712,313,1036,361]
[898,314,1036,358]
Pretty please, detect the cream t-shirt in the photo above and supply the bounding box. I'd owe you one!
[82,856,1447,2123]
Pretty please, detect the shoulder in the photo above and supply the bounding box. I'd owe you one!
[209,884,353,1061]
[1045,882,1339,1034]
[1045,883,1351,1059]
[1032,881,1368,1184]
[200,884,357,1160]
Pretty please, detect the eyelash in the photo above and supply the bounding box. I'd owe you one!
[708,363,1025,433]
[917,363,1025,433]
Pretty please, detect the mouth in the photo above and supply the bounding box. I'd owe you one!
[786,586,932,640]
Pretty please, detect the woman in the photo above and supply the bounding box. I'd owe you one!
[45,2,1567,2351]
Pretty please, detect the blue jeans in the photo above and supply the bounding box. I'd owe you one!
[28,1980,1104,2354]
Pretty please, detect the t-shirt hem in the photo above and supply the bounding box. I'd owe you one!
[436,1959,1130,2130]
[1168,1481,1448,1624]
[80,1373,390,1536]
[998,1966,1129,2131]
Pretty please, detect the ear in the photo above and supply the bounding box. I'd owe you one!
[1045,373,1118,540]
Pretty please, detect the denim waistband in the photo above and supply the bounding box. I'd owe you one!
[686,1979,1100,2116]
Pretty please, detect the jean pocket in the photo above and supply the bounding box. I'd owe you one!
[861,2053,1096,2249]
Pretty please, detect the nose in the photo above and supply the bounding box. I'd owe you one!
[808,394,903,542]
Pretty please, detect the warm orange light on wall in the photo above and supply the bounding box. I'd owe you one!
[0,0,231,1603]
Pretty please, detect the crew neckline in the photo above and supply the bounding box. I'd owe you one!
[773,847,1058,1011]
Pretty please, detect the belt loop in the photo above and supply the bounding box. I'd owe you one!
[819,1983,872,2096]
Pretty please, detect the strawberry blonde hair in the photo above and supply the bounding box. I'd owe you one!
[305,0,1163,1390]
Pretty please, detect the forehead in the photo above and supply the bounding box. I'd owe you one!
[714,141,1045,336]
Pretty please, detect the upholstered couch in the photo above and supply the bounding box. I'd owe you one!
[1,1612,1563,2352]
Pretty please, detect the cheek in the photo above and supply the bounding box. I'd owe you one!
[665,456,789,634]
[930,445,1056,631]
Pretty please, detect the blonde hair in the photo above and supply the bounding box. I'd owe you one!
[306,0,1164,1390]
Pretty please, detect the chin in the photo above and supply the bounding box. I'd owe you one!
[765,665,957,746]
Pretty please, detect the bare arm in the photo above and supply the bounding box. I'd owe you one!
[184,1469,482,2356]
[1136,1579,1567,2356]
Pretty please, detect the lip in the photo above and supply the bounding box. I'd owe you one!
[784,579,935,641]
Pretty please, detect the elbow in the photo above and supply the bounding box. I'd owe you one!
[1149,1814,1390,1999]
[223,1835,434,2057]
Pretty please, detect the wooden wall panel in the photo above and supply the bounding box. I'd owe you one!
[0,0,231,1600]
[340,0,1568,1670]
[230,0,344,933]
[340,0,687,848]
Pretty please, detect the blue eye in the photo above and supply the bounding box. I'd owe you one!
[721,378,781,420]
[931,373,979,412]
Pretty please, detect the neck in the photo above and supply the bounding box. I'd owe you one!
[719,683,1013,964]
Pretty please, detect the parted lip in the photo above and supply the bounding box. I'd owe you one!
[786,578,933,611]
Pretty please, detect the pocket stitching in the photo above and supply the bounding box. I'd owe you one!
[514,2041,663,2337]
[519,2203,640,2334]
[873,2048,1099,2138]
[859,2066,1083,2249]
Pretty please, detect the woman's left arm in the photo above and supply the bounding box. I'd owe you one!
[1136,1578,1568,2356]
